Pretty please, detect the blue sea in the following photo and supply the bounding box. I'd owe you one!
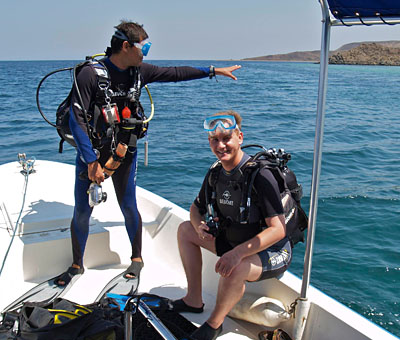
[0,60,399,336]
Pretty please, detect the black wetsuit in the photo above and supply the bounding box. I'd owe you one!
[194,153,292,280]
[69,59,212,266]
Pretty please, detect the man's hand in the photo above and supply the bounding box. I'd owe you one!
[215,65,241,80]
[88,161,104,184]
[194,221,214,241]
[215,249,242,277]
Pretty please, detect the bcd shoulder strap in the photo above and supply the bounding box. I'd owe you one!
[205,160,222,217]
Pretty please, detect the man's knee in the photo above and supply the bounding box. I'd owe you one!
[177,220,195,243]
[73,206,92,226]
[230,256,262,283]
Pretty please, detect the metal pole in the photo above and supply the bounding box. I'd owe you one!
[124,311,133,340]
[293,1,332,339]
[138,300,178,340]
[300,0,332,300]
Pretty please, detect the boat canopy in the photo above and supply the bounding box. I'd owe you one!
[328,0,400,19]
[325,0,400,25]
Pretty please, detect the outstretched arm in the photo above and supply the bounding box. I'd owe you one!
[140,63,242,83]
[215,65,241,80]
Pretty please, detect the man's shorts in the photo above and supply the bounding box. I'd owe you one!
[215,235,292,281]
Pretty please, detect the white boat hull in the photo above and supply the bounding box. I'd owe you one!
[0,160,397,340]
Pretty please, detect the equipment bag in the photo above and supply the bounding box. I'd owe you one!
[103,293,198,340]
[0,298,124,340]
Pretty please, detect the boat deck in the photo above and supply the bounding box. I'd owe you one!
[1,160,398,340]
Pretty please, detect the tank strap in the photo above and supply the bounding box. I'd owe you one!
[205,161,222,219]
[238,159,261,224]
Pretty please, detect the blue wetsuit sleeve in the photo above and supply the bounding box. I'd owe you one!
[69,66,98,164]
[140,62,208,85]
[69,106,97,163]
[196,67,210,74]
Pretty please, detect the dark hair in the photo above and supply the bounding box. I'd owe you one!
[109,20,148,54]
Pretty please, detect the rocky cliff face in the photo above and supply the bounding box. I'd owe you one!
[242,50,320,62]
[243,41,400,65]
[329,43,400,66]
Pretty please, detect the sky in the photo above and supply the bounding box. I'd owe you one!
[2,0,400,61]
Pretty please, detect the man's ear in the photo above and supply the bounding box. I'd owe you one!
[122,40,131,51]
[238,131,244,145]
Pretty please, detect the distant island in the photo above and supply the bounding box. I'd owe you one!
[242,41,400,66]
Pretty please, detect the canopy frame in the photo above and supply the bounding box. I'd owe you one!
[293,1,400,339]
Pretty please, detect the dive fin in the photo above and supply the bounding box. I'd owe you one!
[2,273,82,313]
[95,270,139,302]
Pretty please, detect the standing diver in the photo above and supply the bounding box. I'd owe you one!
[55,20,241,287]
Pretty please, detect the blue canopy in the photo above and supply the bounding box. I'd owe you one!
[327,0,400,19]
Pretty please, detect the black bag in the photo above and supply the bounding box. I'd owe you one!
[0,298,124,340]
[130,294,197,340]
[1,295,197,340]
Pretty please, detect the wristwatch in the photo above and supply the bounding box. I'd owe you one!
[209,65,216,79]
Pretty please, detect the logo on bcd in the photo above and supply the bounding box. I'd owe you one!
[220,190,233,206]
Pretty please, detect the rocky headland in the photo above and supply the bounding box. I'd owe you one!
[329,42,400,65]
[243,41,400,66]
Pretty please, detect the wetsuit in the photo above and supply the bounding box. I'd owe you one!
[194,153,292,280]
[69,59,212,267]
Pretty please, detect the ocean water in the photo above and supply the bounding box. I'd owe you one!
[0,60,399,336]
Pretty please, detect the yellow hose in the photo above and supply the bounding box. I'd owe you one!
[143,85,154,123]
[91,53,106,59]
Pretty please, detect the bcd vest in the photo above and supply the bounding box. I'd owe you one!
[205,145,308,247]
[56,59,148,153]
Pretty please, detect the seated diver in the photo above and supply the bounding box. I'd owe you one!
[172,111,292,340]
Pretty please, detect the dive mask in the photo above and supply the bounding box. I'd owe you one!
[133,39,152,56]
[204,115,237,134]
[113,30,152,56]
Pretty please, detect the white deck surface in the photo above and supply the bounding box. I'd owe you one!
[1,160,398,340]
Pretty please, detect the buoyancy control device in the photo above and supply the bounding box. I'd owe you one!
[205,144,308,246]
[36,54,154,155]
